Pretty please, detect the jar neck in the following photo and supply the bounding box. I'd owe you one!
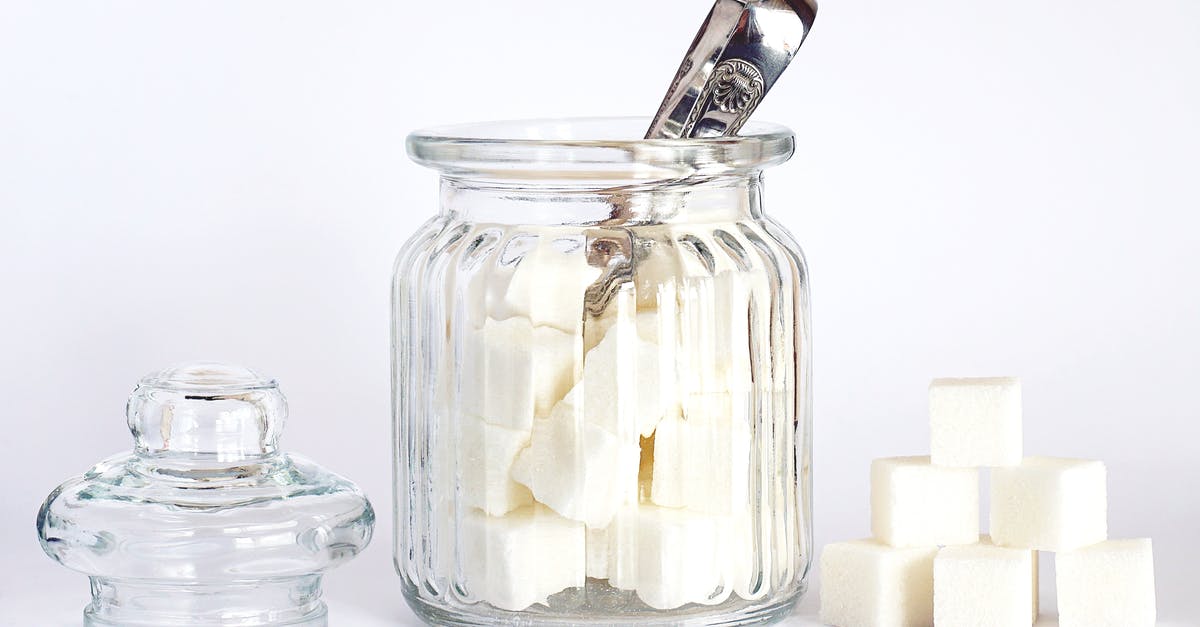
[438,173,765,226]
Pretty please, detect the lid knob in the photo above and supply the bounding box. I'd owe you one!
[126,362,286,458]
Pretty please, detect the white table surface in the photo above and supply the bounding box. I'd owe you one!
[3,548,1194,627]
[5,597,1195,627]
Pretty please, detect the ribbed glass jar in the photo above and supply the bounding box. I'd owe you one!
[393,118,811,626]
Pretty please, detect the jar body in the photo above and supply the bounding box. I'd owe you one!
[393,121,811,625]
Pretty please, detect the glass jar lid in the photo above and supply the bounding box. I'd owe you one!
[37,361,375,626]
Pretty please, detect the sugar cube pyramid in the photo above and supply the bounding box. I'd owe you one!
[819,376,1155,626]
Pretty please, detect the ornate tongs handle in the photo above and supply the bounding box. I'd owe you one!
[646,0,817,139]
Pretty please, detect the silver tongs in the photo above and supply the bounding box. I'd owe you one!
[646,0,817,139]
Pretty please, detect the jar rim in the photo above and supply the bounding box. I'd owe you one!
[406,116,795,183]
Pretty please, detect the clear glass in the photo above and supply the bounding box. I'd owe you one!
[394,117,812,625]
[37,362,376,627]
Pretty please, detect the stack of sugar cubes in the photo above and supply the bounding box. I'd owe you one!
[820,377,1157,627]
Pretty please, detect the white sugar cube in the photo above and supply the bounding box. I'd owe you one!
[934,542,1034,627]
[458,416,533,516]
[462,505,585,611]
[460,317,578,431]
[633,310,733,402]
[929,377,1022,467]
[674,272,756,395]
[871,456,979,548]
[630,229,687,311]
[567,317,676,439]
[819,540,937,627]
[625,265,764,395]
[491,234,601,333]
[585,506,639,589]
[990,457,1107,551]
[592,506,755,603]
[633,505,725,609]
[624,506,762,604]
[1057,539,1156,627]
[510,401,640,528]
[650,394,751,514]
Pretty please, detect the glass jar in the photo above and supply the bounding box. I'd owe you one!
[393,117,811,625]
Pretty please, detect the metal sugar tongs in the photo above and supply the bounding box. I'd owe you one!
[646,0,817,139]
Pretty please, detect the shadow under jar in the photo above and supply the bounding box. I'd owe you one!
[393,117,812,626]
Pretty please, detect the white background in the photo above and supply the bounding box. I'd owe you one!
[1,0,1197,624]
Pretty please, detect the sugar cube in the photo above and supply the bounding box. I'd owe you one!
[510,401,640,528]
[929,377,1022,467]
[490,234,601,333]
[871,456,979,548]
[990,457,1106,551]
[587,506,639,589]
[592,506,756,603]
[633,505,726,609]
[461,505,585,611]
[630,229,687,311]
[460,316,578,431]
[819,540,938,627]
[633,310,736,403]
[934,542,1034,627]
[650,395,752,514]
[1057,538,1156,627]
[567,317,676,439]
[673,272,756,396]
[458,415,533,516]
